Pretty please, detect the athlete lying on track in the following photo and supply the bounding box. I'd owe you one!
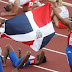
[1,45,46,72]
[1,0,35,16]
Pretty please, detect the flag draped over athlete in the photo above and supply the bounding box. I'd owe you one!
[1,3,55,51]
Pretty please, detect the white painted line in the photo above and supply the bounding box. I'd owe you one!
[43,48,66,55]
[55,33,68,38]
[0,0,8,4]
[33,65,59,72]
[0,17,7,20]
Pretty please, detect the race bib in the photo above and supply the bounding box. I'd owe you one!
[29,2,33,7]
[69,33,72,46]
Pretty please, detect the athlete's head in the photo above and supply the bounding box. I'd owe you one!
[55,0,62,7]
[4,3,13,12]
[36,51,46,63]
[42,56,47,63]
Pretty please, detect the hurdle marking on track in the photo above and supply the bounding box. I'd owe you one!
[49,0,72,7]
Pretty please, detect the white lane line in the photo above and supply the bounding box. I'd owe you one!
[33,65,59,72]
[0,17,7,20]
[0,0,8,4]
[55,33,68,38]
[43,48,66,55]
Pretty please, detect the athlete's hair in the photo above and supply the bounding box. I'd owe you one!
[56,0,63,6]
[4,5,11,12]
[42,56,47,63]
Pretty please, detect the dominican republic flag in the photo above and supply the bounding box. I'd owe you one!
[1,3,55,51]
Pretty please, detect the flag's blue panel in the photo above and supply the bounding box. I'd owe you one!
[40,32,55,49]
[5,13,33,35]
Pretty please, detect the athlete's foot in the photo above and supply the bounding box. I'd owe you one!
[11,68,19,72]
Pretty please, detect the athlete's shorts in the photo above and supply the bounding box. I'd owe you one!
[9,51,23,67]
[22,0,35,8]
[58,21,67,28]
[0,56,3,72]
[66,45,72,65]
[21,58,36,68]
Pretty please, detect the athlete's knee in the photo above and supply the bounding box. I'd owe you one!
[26,51,31,56]
[5,45,11,49]
[27,51,31,55]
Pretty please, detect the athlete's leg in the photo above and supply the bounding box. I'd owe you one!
[66,45,72,72]
[17,51,31,69]
[12,51,31,72]
[3,45,14,66]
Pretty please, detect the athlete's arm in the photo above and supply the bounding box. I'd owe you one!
[12,0,20,15]
[51,10,54,19]
[18,48,22,58]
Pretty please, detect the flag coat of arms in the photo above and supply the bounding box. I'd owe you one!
[1,3,55,51]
